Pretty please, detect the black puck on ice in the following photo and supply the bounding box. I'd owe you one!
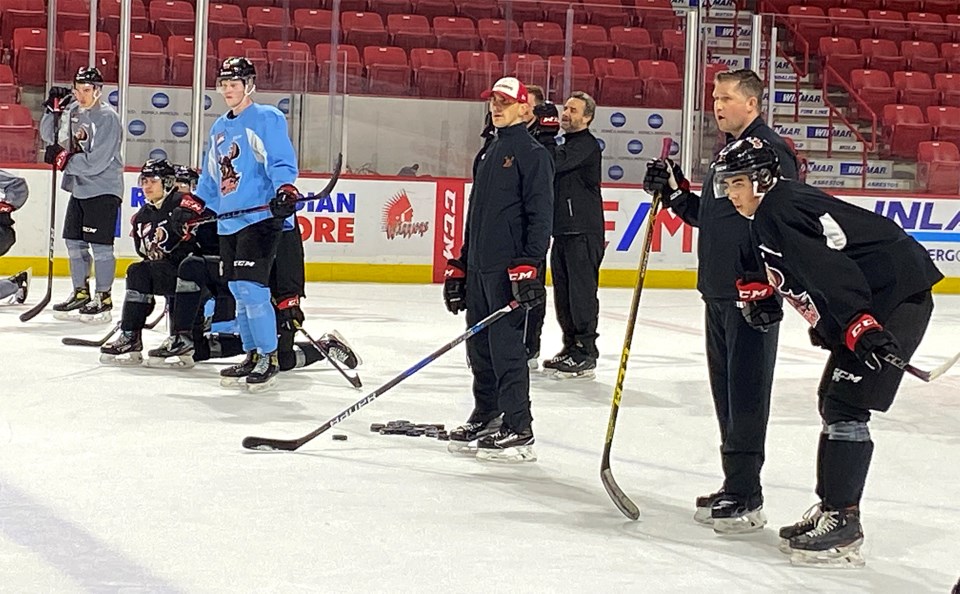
[370,423,385,432]
[332,434,348,441]
[436,432,450,441]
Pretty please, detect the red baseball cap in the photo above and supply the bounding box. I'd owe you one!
[480,77,528,103]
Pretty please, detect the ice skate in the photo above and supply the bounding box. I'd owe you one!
[694,488,724,525]
[476,426,537,463]
[220,351,259,387]
[447,416,502,455]
[52,286,91,320]
[541,349,569,371]
[711,494,767,535]
[79,291,113,324]
[99,330,143,366]
[4,269,30,305]
[789,508,865,568]
[146,334,196,368]
[778,502,824,553]
[319,330,361,368]
[551,353,596,380]
[245,351,279,393]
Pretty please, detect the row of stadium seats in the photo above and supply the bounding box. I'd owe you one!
[783,6,960,45]
[883,104,960,158]
[765,0,960,17]
[819,37,960,78]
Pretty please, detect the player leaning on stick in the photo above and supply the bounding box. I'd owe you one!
[190,57,302,390]
[0,170,31,304]
[39,66,123,323]
[715,137,942,568]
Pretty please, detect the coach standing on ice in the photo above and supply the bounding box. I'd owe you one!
[642,69,799,532]
[40,66,123,323]
[443,77,554,463]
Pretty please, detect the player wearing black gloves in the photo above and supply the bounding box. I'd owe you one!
[443,77,553,463]
[643,69,799,533]
[715,137,942,568]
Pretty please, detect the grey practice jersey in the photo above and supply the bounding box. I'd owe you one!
[40,101,123,200]
[0,170,28,210]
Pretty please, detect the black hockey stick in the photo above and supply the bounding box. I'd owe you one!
[20,106,63,323]
[61,310,166,347]
[296,324,362,389]
[193,153,343,226]
[882,349,960,382]
[242,301,520,452]
[601,137,672,521]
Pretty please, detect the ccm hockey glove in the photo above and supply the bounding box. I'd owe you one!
[507,258,545,310]
[443,259,467,315]
[845,313,900,372]
[735,277,782,333]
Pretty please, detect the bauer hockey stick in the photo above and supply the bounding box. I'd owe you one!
[601,137,673,520]
[242,301,521,451]
[881,349,960,383]
[296,323,362,389]
[61,310,166,347]
[21,103,63,323]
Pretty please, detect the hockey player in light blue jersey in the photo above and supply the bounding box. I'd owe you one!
[191,57,302,390]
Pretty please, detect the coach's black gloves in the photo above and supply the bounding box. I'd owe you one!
[271,183,300,219]
[276,295,305,331]
[43,87,74,112]
[507,258,545,310]
[171,193,205,239]
[443,259,467,315]
[643,159,690,208]
[845,313,900,372]
[735,277,783,333]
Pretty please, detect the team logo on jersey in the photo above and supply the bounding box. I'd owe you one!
[139,221,170,261]
[502,156,514,168]
[382,191,429,240]
[219,141,242,195]
[764,263,822,327]
[71,125,91,153]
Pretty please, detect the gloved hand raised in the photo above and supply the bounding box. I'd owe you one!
[642,159,689,207]
[43,87,74,112]
[270,184,300,219]
[171,193,205,239]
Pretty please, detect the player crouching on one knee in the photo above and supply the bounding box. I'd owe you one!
[714,137,943,568]
[0,170,31,305]
[99,159,215,365]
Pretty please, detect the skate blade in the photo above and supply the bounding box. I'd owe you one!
[99,352,144,366]
[779,538,792,554]
[53,311,81,321]
[476,445,538,463]
[220,376,245,388]
[551,369,596,380]
[713,510,767,535]
[789,542,865,569]
[145,355,195,369]
[447,440,479,455]
[80,312,112,324]
[694,506,714,526]
[245,377,277,393]
[527,358,539,371]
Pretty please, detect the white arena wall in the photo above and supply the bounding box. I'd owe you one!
[2,166,959,293]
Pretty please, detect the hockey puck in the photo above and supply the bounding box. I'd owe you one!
[405,429,425,437]
[370,423,385,432]
[333,434,348,441]
[436,432,450,441]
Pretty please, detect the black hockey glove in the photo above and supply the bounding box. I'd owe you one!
[533,102,560,141]
[43,144,73,171]
[43,87,74,112]
[735,277,782,333]
[271,183,301,219]
[443,259,467,315]
[845,313,900,372]
[171,193,205,240]
[643,159,689,208]
[276,295,305,331]
[507,258,545,310]
[808,326,830,351]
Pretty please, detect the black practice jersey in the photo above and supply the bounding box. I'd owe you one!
[132,190,218,264]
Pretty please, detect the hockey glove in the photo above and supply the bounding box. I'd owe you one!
[270,184,301,219]
[171,194,205,240]
[845,313,900,372]
[43,144,72,171]
[533,102,560,140]
[0,201,14,214]
[508,258,545,310]
[735,277,782,333]
[808,326,830,351]
[276,295,305,331]
[443,259,467,315]
[43,87,74,112]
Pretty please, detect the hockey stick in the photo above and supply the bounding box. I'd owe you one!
[882,349,960,383]
[601,137,673,521]
[296,324,362,389]
[242,301,521,451]
[193,153,343,226]
[61,310,166,347]
[20,105,63,323]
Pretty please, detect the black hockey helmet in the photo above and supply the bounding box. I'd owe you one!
[173,164,200,191]
[140,158,177,191]
[711,136,781,198]
[74,66,104,87]
[217,57,256,85]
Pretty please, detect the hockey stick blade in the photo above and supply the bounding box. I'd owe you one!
[62,322,120,347]
[242,301,519,452]
[144,310,166,330]
[601,467,640,520]
[297,325,362,389]
[882,349,960,382]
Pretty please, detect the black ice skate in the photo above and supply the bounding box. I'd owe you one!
[778,502,824,554]
[476,426,537,463]
[52,285,91,320]
[99,330,143,365]
[319,330,362,369]
[146,334,196,368]
[711,494,767,534]
[447,415,502,455]
[694,488,725,525]
[789,508,865,568]
[4,269,30,305]
[79,291,113,324]
[541,349,570,371]
[220,351,259,387]
[245,350,280,392]
[551,352,597,380]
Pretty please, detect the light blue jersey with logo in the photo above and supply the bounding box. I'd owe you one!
[195,103,298,235]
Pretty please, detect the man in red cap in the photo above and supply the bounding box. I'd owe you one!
[442,77,555,463]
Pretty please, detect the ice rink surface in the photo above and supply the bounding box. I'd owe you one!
[1,279,958,593]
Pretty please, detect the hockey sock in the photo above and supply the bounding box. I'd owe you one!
[66,239,92,289]
[821,421,874,510]
[91,243,116,293]
[121,290,154,331]
[295,341,325,366]
[173,277,204,334]
[815,432,828,501]
[0,278,16,300]
[230,280,277,354]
